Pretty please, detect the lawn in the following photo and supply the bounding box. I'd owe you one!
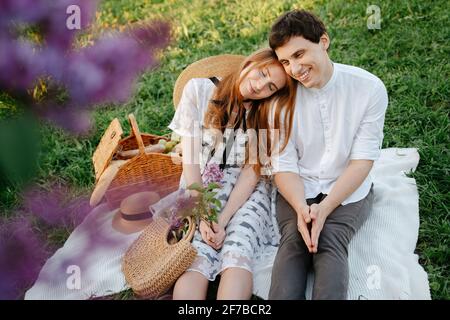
[0,0,448,299]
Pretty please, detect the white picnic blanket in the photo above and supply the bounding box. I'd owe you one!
[25,148,430,300]
[253,147,431,300]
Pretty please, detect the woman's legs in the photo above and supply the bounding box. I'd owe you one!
[217,268,253,300]
[173,271,209,300]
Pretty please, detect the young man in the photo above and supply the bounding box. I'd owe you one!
[268,10,388,299]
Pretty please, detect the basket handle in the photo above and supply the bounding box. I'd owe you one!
[182,216,196,242]
[128,114,146,155]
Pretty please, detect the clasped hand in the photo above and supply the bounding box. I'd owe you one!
[297,203,330,253]
[199,219,226,250]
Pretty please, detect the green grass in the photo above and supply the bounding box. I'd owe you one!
[0,0,448,299]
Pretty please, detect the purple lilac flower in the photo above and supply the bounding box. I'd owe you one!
[42,0,97,52]
[0,0,97,49]
[0,217,51,299]
[0,0,170,134]
[40,105,93,134]
[168,190,199,230]
[65,35,148,106]
[0,0,48,27]
[23,183,91,228]
[66,21,169,105]
[22,182,122,258]
[169,211,182,230]
[42,21,170,133]
[202,163,224,187]
[0,37,44,92]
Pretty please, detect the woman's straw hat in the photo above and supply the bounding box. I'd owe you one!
[112,191,160,234]
[172,54,245,109]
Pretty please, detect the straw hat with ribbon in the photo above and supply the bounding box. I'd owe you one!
[172,54,245,109]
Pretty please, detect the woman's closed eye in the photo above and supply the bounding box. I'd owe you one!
[261,69,277,91]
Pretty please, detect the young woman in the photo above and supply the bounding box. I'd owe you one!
[169,48,296,300]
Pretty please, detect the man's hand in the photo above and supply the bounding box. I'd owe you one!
[306,159,374,253]
[296,204,314,253]
[309,203,332,253]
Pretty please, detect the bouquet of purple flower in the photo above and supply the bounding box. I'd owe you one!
[167,163,224,241]
[166,190,197,242]
[187,181,222,226]
[187,163,224,227]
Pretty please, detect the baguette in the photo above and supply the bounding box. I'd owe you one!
[118,143,165,159]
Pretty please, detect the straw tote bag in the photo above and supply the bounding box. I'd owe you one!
[122,216,197,298]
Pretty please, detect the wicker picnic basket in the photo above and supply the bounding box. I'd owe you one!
[92,113,182,208]
[122,215,197,298]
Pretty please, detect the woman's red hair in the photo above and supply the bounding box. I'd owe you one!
[203,48,296,175]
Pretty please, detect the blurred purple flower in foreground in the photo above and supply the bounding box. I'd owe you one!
[1,183,118,299]
[0,37,44,92]
[0,217,51,299]
[0,0,48,26]
[0,0,171,134]
[65,34,154,106]
[23,183,91,228]
[0,0,173,300]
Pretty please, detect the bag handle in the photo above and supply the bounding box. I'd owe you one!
[128,114,146,155]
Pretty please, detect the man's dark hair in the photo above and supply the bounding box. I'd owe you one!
[269,10,328,50]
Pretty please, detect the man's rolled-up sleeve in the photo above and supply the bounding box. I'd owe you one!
[350,81,388,161]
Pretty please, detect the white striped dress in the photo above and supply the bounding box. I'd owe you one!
[168,78,279,281]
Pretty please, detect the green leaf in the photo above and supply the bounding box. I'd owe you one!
[212,198,222,208]
[206,182,220,190]
[209,211,218,223]
[187,182,204,192]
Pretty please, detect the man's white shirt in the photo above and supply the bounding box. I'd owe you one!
[271,62,388,205]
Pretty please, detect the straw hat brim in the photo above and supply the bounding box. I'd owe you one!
[172,54,246,109]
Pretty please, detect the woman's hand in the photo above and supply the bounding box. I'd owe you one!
[199,220,226,250]
[210,222,226,250]
[199,220,217,248]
